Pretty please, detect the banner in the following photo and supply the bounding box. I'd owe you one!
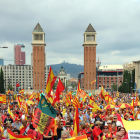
[128,130,140,140]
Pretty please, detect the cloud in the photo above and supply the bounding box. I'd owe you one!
[0,0,140,66]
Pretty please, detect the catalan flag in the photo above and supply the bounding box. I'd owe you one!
[7,128,32,140]
[6,89,10,95]
[46,66,57,97]
[0,95,6,104]
[100,86,105,99]
[33,94,57,136]
[91,79,96,84]
[65,135,87,140]
[72,96,80,109]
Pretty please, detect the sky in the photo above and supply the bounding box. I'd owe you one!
[0,0,140,66]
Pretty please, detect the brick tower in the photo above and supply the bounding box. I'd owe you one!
[31,23,46,90]
[83,24,97,91]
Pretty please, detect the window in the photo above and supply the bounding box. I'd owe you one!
[86,35,95,41]
[107,78,109,80]
[107,81,109,83]
[34,34,43,40]
[111,78,113,80]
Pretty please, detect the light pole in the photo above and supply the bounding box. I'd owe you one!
[125,79,127,93]
[0,47,8,48]
[117,70,118,92]
[14,60,23,92]
[131,73,133,93]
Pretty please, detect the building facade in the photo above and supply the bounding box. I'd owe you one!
[0,58,4,66]
[97,65,123,91]
[133,60,140,90]
[83,24,97,91]
[31,23,46,90]
[14,44,25,65]
[57,67,67,87]
[123,62,135,73]
[2,65,49,91]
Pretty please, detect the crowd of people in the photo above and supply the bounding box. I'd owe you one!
[0,92,139,140]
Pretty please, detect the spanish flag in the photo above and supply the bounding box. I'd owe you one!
[91,79,96,84]
[65,135,87,140]
[19,89,24,94]
[46,66,57,97]
[8,106,16,121]
[7,128,32,140]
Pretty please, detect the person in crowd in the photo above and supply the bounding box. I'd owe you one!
[64,109,73,121]
[20,120,29,135]
[116,132,123,140]
[0,129,6,140]
[57,119,64,139]
[60,130,70,140]
[12,118,22,130]
[13,129,20,135]
[43,129,53,140]
[118,127,128,139]
[92,121,103,140]
[1,111,7,125]
[4,113,13,127]
[4,123,13,139]
[113,116,123,127]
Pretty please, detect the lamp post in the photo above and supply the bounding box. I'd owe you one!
[14,60,23,92]
[125,79,127,93]
[0,47,8,48]
[131,73,133,93]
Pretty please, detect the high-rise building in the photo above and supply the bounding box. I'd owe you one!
[14,44,25,65]
[83,24,97,91]
[0,58,4,66]
[31,23,46,90]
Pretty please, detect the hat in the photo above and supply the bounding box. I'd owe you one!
[107,120,112,124]
[106,134,112,138]
[95,121,103,125]
[7,113,10,116]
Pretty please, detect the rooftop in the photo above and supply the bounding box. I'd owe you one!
[99,65,123,71]
[85,24,96,32]
[33,23,44,32]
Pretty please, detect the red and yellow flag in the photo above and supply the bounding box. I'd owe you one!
[8,106,16,121]
[66,94,71,106]
[18,96,22,108]
[19,89,24,94]
[46,66,57,97]
[29,92,35,100]
[7,128,32,140]
[73,107,79,136]
[0,95,6,104]
[91,79,96,84]
[77,80,81,94]
[73,96,80,108]
[66,135,87,140]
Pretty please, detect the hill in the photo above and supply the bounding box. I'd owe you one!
[47,62,84,78]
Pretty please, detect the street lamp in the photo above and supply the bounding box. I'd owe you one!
[125,79,127,93]
[131,73,133,93]
[0,47,8,48]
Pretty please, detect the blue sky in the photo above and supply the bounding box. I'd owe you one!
[0,0,140,66]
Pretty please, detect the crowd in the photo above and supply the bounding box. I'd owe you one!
[0,91,139,140]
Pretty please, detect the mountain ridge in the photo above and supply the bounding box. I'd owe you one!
[47,62,84,78]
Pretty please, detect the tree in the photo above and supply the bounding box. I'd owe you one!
[118,69,135,93]
[7,85,14,91]
[111,83,117,91]
[0,67,4,93]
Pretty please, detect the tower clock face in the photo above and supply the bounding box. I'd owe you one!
[86,35,95,41]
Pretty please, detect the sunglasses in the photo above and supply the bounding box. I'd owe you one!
[114,118,117,119]
[66,126,71,128]
[104,128,108,129]
[61,124,63,125]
